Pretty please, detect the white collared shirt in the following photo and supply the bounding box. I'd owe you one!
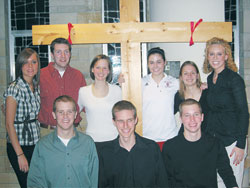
[142,73,179,142]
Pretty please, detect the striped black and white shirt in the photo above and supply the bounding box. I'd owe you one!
[4,77,40,145]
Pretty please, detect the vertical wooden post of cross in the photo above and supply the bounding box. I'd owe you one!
[120,0,143,134]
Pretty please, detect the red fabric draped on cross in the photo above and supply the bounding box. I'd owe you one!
[189,19,203,46]
[68,23,74,44]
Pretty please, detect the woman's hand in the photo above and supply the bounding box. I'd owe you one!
[230,146,244,166]
[18,154,29,173]
[117,73,125,86]
[200,82,208,90]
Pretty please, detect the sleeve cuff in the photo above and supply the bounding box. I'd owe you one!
[236,137,246,149]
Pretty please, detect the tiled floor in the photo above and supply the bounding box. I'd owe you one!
[0,173,19,187]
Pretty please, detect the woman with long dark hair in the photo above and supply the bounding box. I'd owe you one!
[4,48,40,188]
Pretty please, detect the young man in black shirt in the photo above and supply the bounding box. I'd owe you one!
[96,100,168,187]
[162,99,238,187]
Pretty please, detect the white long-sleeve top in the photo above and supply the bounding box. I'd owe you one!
[78,84,122,142]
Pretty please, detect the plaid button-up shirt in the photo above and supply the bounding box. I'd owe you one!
[4,77,40,145]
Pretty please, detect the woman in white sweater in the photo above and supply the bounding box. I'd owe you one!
[78,54,122,142]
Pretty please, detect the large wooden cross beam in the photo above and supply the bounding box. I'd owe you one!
[32,0,232,135]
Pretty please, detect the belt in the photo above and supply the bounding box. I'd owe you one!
[14,116,37,142]
[40,123,79,129]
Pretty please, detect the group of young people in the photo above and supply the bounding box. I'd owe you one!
[3,36,249,188]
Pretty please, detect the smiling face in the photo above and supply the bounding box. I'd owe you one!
[148,53,166,77]
[113,109,137,140]
[22,53,39,81]
[180,64,199,87]
[207,44,228,73]
[51,43,71,71]
[52,101,77,133]
[181,104,203,134]
[91,59,110,81]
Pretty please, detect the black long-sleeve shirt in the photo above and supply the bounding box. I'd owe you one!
[96,133,169,187]
[206,68,249,149]
[162,133,237,187]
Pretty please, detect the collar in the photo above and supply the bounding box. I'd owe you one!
[146,73,178,89]
[17,77,28,88]
[113,132,147,153]
[211,67,230,78]
[48,62,71,77]
[18,77,38,92]
[148,73,167,84]
[180,131,203,144]
[219,67,230,76]
[52,127,78,144]
[210,67,231,84]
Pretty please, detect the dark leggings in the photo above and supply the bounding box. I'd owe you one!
[7,143,35,188]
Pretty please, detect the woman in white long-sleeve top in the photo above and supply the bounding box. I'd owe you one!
[78,54,122,142]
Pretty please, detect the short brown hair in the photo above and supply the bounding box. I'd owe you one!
[53,95,76,112]
[112,100,137,120]
[50,38,72,53]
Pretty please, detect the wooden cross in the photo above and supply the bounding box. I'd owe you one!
[32,0,232,135]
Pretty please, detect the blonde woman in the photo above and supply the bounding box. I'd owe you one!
[203,37,249,188]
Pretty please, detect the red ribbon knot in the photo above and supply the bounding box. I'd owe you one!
[189,19,203,46]
[68,23,74,44]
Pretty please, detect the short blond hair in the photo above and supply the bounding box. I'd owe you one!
[179,99,202,116]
